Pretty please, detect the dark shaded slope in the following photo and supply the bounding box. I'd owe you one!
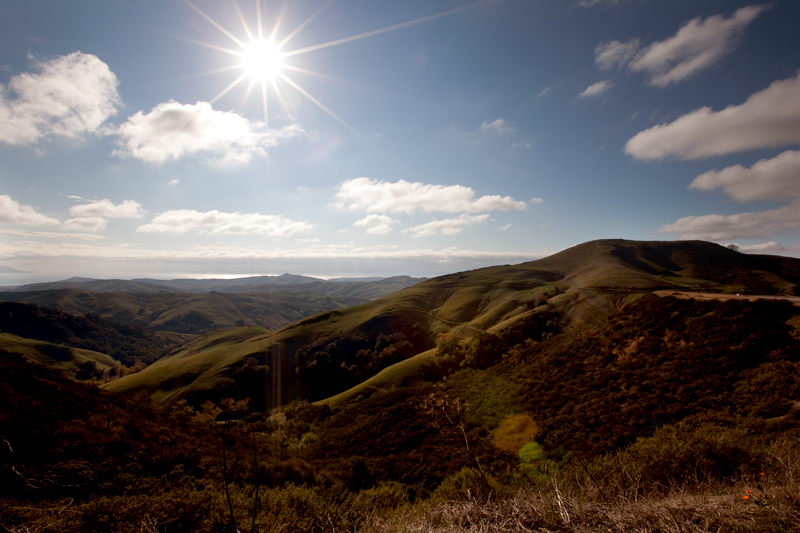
[0,302,169,365]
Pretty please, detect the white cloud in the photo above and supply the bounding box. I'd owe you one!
[353,214,398,235]
[335,177,527,214]
[594,39,640,71]
[538,86,552,97]
[737,242,784,254]
[499,223,512,232]
[168,179,180,186]
[0,240,548,265]
[137,209,312,236]
[530,197,544,204]
[0,229,106,241]
[69,199,144,218]
[0,52,120,146]
[659,200,800,240]
[512,141,530,150]
[0,195,58,225]
[577,81,614,99]
[61,216,107,232]
[480,118,515,134]
[628,6,768,87]
[626,72,800,160]
[689,150,800,202]
[662,150,800,242]
[113,101,303,166]
[403,214,490,237]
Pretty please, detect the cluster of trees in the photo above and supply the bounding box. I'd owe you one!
[505,296,800,456]
[294,323,432,400]
[0,301,169,366]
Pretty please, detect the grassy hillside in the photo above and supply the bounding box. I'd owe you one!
[0,301,172,366]
[0,289,365,334]
[107,239,800,408]
[0,332,119,379]
[3,239,800,532]
[104,326,270,405]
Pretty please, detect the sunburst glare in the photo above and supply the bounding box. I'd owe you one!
[184,0,488,134]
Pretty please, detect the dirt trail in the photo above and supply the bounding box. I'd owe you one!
[654,290,800,304]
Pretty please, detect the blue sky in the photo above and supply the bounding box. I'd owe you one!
[2,0,799,284]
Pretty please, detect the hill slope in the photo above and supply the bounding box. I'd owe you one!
[107,239,800,406]
[0,289,366,334]
[0,301,172,365]
[5,274,426,299]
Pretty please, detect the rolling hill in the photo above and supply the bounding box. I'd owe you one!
[0,275,425,335]
[106,239,800,407]
[0,301,174,366]
[0,289,369,334]
[0,332,119,380]
[5,238,800,532]
[4,274,425,299]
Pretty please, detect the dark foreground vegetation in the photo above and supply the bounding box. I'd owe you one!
[1,295,799,532]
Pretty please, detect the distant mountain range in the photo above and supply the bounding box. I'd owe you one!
[106,238,800,406]
[1,273,425,296]
[0,274,426,334]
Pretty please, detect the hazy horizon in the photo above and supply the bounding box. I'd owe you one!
[3,0,800,281]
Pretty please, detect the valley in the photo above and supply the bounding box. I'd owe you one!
[1,239,799,533]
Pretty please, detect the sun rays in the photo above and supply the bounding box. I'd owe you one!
[183,0,489,135]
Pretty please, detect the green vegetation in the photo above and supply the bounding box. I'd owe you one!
[2,240,800,532]
[0,332,119,380]
[100,239,800,408]
[0,301,171,366]
[0,288,369,334]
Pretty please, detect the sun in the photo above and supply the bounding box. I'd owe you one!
[240,39,283,81]
[183,0,486,133]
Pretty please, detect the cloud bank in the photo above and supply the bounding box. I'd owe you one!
[404,214,491,237]
[659,202,800,241]
[113,101,303,166]
[626,72,800,160]
[137,209,312,236]
[629,5,768,87]
[0,195,59,226]
[69,199,145,219]
[660,151,800,240]
[353,214,398,235]
[689,150,800,202]
[0,52,120,146]
[595,6,768,87]
[335,178,527,214]
[60,199,145,233]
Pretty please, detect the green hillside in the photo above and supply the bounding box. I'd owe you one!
[0,289,366,334]
[107,239,800,407]
[0,332,119,380]
[0,301,172,366]
[104,326,269,405]
[3,239,800,532]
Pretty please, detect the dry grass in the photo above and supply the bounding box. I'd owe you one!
[362,487,800,533]
[361,438,800,533]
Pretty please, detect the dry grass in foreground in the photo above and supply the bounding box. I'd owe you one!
[363,486,800,533]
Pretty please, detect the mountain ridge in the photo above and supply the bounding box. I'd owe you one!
[106,239,800,407]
